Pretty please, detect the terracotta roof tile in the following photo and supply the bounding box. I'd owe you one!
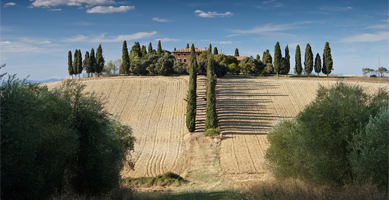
[173,48,205,53]
[235,56,248,61]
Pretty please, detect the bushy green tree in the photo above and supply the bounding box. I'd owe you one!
[284,45,290,75]
[234,48,239,56]
[213,47,218,55]
[1,78,135,199]
[266,82,389,187]
[186,44,197,132]
[90,48,96,76]
[228,63,239,75]
[238,56,263,75]
[122,40,130,74]
[95,44,104,77]
[264,63,273,74]
[205,52,218,131]
[295,45,302,75]
[314,53,321,76]
[173,59,186,75]
[304,43,313,76]
[377,67,388,77]
[322,42,333,76]
[256,54,261,62]
[156,54,175,75]
[130,42,142,58]
[68,50,74,77]
[274,42,282,76]
[350,107,389,191]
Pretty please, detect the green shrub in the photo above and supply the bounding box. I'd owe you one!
[350,107,389,191]
[255,70,267,77]
[265,81,389,187]
[203,128,220,137]
[1,77,135,199]
[121,172,187,187]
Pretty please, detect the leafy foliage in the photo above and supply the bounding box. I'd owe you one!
[266,82,389,188]
[1,77,135,199]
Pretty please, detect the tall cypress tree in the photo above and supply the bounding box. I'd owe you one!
[141,45,147,57]
[205,51,217,130]
[68,50,73,78]
[130,42,142,58]
[285,45,290,75]
[186,44,197,132]
[83,51,90,77]
[78,49,83,77]
[90,48,96,76]
[148,42,153,54]
[295,45,302,75]
[304,43,313,76]
[273,42,282,76]
[322,42,333,77]
[256,54,261,62]
[95,44,104,77]
[122,40,130,74]
[174,47,176,51]
[157,40,162,56]
[73,49,78,78]
[314,53,322,76]
[213,47,218,55]
[186,43,189,48]
[262,51,267,63]
[235,48,239,56]
[208,44,212,54]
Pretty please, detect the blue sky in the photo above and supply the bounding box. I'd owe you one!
[1,0,388,80]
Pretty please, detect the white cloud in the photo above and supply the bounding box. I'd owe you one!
[50,8,62,11]
[86,5,134,13]
[320,6,352,12]
[382,19,389,23]
[155,38,181,42]
[194,10,233,18]
[229,21,312,35]
[341,31,388,42]
[152,17,170,22]
[0,41,42,53]
[4,2,16,7]
[211,41,233,44]
[65,31,157,42]
[20,37,52,44]
[365,24,388,29]
[31,0,116,8]
[261,0,283,8]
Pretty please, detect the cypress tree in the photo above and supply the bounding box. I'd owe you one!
[285,45,290,75]
[186,43,189,48]
[95,44,104,77]
[130,42,142,58]
[157,40,162,56]
[235,48,239,56]
[267,50,272,64]
[314,53,322,76]
[73,49,78,78]
[256,54,260,62]
[273,42,282,76]
[78,49,83,77]
[262,51,267,63]
[68,50,73,78]
[122,40,130,74]
[205,51,217,130]
[186,44,197,132]
[295,45,302,75]
[148,42,153,54]
[208,44,212,54]
[304,43,313,76]
[141,45,147,57]
[322,42,333,76]
[90,48,96,76]
[83,51,90,77]
[213,47,218,55]
[174,47,176,51]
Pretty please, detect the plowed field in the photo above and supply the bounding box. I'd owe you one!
[217,78,388,181]
[46,77,189,178]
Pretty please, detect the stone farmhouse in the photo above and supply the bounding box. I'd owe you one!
[172,46,247,64]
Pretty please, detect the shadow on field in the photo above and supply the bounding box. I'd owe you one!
[216,78,290,136]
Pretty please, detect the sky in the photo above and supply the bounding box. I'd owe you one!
[1,0,388,80]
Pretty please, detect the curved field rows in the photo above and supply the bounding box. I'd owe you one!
[46,77,189,178]
[217,78,388,180]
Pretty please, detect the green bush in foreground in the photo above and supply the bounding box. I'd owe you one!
[266,81,389,189]
[1,77,135,199]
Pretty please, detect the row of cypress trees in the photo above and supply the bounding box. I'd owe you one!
[274,42,333,76]
[68,44,105,78]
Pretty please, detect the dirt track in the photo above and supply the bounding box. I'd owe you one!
[216,78,388,182]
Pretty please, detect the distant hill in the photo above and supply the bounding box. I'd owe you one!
[29,78,64,84]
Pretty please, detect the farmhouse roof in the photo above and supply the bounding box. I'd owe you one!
[235,56,248,61]
[173,47,206,53]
